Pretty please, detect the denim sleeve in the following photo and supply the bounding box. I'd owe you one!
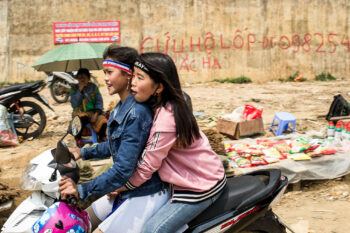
[77,112,153,201]
[94,89,103,112]
[81,141,111,160]
[70,87,83,109]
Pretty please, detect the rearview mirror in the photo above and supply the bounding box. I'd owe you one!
[69,116,82,137]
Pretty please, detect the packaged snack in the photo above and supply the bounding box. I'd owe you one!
[257,139,274,147]
[263,156,280,163]
[226,151,238,159]
[243,146,265,156]
[228,159,239,168]
[250,156,268,166]
[273,140,291,153]
[224,142,235,153]
[263,147,282,159]
[304,144,320,153]
[279,153,288,160]
[306,146,337,157]
[225,143,249,154]
[289,137,312,153]
[288,153,311,161]
[232,157,251,168]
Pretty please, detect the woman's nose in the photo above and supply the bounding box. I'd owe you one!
[131,77,136,86]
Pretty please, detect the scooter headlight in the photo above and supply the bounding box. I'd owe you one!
[20,164,41,190]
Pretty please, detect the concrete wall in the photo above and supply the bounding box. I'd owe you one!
[1,0,350,83]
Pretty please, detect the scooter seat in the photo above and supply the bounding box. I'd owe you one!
[0,81,43,95]
[189,175,265,227]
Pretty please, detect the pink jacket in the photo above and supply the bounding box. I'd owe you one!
[126,103,225,200]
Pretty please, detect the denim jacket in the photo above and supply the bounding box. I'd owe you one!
[77,94,163,201]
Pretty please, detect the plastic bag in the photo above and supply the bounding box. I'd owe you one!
[0,105,19,147]
[243,104,263,120]
[222,106,245,122]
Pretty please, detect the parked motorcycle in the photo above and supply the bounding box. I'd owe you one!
[46,72,78,104]
[2,113,293,233]
[0,80,53,139]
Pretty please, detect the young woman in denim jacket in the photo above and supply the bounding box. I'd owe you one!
[58,46,166,233]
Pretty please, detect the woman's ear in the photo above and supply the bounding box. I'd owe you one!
[156,83,164,95]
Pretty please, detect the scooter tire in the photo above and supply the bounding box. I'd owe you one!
[240,210,287,233]
[50,79,70,103]
[9,101,47,139]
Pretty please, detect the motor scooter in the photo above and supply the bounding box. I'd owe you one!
[2,118,294,233]
[0,80,54,139]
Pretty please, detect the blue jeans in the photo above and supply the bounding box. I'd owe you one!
[142,189,224,233]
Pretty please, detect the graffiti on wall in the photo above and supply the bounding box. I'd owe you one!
[16,62,37,82]
[139,30,350,72]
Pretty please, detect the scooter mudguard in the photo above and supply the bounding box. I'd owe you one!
[52,72,78,85]
[1,192,55,233]
[46,75,54,87]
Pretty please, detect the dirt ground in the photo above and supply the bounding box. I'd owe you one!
[1,79,350,232]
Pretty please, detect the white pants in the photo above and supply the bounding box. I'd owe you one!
[92,190,170,233]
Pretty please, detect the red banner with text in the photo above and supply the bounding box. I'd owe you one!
[53,21,120,44]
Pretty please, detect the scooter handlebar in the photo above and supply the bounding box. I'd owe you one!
[66,194,78,206]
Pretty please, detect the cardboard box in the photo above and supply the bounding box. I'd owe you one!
[217,118,265,139]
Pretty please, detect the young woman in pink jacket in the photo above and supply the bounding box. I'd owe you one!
[112,53,226,233]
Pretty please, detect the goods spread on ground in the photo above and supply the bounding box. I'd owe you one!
[224,136,349,168]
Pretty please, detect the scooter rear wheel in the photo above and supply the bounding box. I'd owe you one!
[9,101,47,139]
[240,210,287,233]
[50,79,70,103]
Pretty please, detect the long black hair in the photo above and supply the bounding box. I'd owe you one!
[137,53,200,147]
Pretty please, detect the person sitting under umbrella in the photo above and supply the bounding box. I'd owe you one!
[70,68,107,146]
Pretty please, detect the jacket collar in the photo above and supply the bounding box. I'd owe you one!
[113,94,135,124]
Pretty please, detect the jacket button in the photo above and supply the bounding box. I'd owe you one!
[111,136,115,140]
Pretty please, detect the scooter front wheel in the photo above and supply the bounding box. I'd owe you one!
[50,79,70,103]
[9,101,47,139]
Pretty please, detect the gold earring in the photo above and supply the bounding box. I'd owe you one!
[127,78,131,90]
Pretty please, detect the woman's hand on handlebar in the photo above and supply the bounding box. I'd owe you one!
[59,176,79,200]
[69,147,81,160]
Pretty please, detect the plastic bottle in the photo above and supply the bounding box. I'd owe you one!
[342,122,348,140]
[327,121,335,139]
[345,123,350,141]
[334,121,343,141]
